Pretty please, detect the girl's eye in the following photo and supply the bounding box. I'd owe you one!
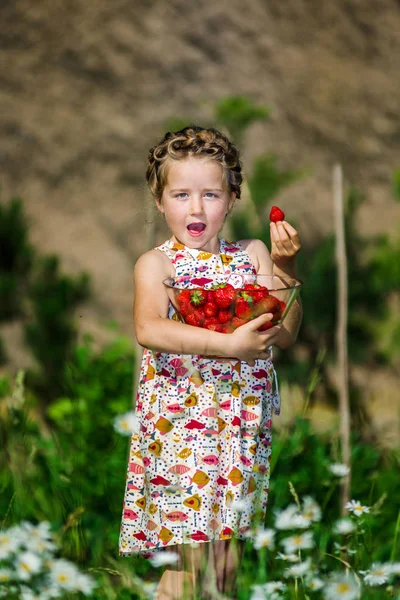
[175,192,216,198]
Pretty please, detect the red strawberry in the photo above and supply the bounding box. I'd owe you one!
[253,295,280,317]
[204,302,218,318]
[235,298,252,321]
[206,322,224,333]
[243,283,269,304]
[179,299,194,317]
[231,316,247,330]
[177,289,191,304]
[273,299,287,322]
[217,309,233,324]
[269,205,285,222]
[204,317,220,330]
[258,320,274,332]
[190,289,207,306]
[185,313,200,327]
[213,283,236,309]
[235,291,254,320]
[185,307,205,327]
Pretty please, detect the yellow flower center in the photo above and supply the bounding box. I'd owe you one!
[294,536,303,545]
[337,583,350,592]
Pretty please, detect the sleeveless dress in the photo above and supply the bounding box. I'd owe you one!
[119,237,281,557]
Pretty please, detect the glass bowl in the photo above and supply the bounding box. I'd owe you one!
[163,273,303,334]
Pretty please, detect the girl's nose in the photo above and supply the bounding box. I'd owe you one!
[189,196,204,215]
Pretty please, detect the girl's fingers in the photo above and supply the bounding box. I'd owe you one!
[258,324,282,339]
[282,221,301,248]
[270,222,291,253]
[248,312,275,327]
[270,221,301,254]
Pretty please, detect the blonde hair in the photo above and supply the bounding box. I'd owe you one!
[146,124,243,202]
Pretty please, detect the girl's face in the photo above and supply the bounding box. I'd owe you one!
[156,156,236,254]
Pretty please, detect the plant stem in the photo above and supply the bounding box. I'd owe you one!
[390,509,400,562]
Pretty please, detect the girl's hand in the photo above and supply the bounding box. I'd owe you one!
[270,220,301,272]
[228,313,282,366]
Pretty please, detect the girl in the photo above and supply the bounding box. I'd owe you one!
[119,125,302,599]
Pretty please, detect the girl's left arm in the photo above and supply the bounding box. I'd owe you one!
[269,220,303,349]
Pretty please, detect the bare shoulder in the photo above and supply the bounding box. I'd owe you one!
[134,248,175,280]
[236,238,273,275]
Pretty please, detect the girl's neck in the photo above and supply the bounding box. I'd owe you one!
[169,235,222,256]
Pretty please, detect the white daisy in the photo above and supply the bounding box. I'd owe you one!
[324,572,359,600]
[75,572,96,595]
[20,521,54,541]
[345,500,370,516]
[274,504,310,530]
[264,581,287,593]
[48,558,80,591]
[250,584,267,600]
[20,588,46,600]
[307,576,324,590]
[15,551,42,580]
[0,568,12,583]
[359,562,391,586]
[283,557,312,578]
[0,527,24,559]
[22,522,57,555]
[37,582,62,599]
[277,552,299,562]
[253,528,275,550]
[149,550,180,567]
[113,411,140,435]
[281,531,314,554]
[243,529,255,539]
[329,463,350,477]
[25,536,57,555]
[333,518,355,534]
[301,496,322,523]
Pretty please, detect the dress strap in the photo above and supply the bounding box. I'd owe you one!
[153,240,181,262]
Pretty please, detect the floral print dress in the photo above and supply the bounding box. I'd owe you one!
[119,237,280,557]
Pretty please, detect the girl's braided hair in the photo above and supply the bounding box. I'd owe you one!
[146,124,243,201]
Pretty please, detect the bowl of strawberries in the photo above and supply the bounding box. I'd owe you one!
[163,273,302,334]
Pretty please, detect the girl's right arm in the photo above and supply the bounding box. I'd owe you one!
[133,250,282,364]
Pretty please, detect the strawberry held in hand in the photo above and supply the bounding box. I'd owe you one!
[269,207,302,274]
[269,205,285,223]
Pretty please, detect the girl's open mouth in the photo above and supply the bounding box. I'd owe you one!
[187,223,206,236]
